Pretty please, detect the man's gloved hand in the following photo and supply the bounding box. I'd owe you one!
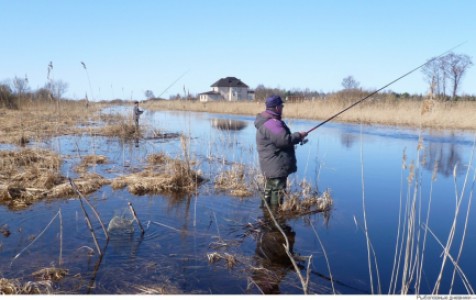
[299,132,308,145]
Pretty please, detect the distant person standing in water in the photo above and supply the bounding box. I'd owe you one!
[254,95,308,209]
[133,101,144,129]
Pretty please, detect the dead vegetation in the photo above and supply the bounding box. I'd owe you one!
[75,154,108,174]
[144,98,476,131]
[280,181,333,217]
[0,278,53,294]
[0,148,110,209]
[93,121,139,140]
[0,267,68,294]
[214,163,255,197]
[31,267,68,281]
[0,100,105,145]
[111,152,204,195]
[207,252,237,269]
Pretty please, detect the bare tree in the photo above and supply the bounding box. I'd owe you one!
[12,75,30,97]
[45,79,69,99]
[144,90,155,99]
[422,58,442,99]
[341,76,360,90]
[444,53,473,100]
[422,52,472,100]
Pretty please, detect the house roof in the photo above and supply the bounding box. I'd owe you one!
[198,91,222,96]
[211,77,249,88]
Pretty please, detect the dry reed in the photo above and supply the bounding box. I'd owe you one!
[144,99,476,131]
[279,180,333,217]
[0,101,106,145]
[75,154,108,174]
[214,163,254,197]
[0,147,110,209]
[0,278,53,294]
[111,153,204,195]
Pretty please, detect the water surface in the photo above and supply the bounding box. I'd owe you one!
[1,107,475,294]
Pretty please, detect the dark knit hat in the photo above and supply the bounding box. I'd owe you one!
[265,95,283,108]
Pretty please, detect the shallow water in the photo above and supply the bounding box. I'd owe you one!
[1,106,475,295]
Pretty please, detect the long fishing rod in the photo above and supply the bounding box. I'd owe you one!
[304,42,466,135]
[157,69,190,98]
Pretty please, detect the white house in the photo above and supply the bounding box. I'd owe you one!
[199,77,255,102]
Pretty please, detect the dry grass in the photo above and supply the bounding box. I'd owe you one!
[111,153,204,195]
[0,148,110,209]
[31,267,68,281]
[144,98,476,131]
[92,121,139,140]
[280,180,333,217]
[0,100,107,145]
[47,173,110,199]
[207,252,237,269]
[214,163,255,198]
[0,278,53,294]
[75,154,108,174]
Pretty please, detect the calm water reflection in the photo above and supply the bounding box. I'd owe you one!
[0,107,475,295]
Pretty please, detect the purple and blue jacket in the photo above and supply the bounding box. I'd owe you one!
[254,110,302,179]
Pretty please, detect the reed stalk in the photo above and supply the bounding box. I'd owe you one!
[389,150,407,294]
[68,178,109,241]
[10,210,61,266]
[449,142,476,294]
[59,208,63,266]
[359,124,381,294]
[309,220,335,294]
[433,138,475,294]
[262,199,310,294]
[128,202,145,235]
[425,225,474,293]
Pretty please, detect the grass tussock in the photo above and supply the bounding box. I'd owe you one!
[47,173,110,199]
[0,148,110,209]
[75,154,108,174]
[0,277,53,294]
[0,148,62,205]
[31,267,68,281]
[280,180,333,217]
[207,252,237,269]
[111,153,204,195]
[214,163,255,197]
[93,121,139,140]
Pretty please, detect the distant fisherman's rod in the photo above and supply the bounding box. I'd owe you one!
[304,42,466,135]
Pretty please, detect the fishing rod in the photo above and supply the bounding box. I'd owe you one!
[303,42,466,135]
[157,69,190,98]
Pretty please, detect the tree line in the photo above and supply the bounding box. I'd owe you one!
[1,52,473,108]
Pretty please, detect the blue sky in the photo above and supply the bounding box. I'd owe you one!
[1,1,475,100]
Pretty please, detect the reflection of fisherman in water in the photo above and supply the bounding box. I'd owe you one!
[251,207,296,294]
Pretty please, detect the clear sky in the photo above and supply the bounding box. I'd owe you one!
[1,0,475,101]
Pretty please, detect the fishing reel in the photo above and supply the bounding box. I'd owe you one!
[300,138,308,146]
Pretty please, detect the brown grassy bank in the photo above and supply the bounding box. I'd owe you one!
[144,98,476,131]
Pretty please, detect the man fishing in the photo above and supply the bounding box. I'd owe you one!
[254,95,308,209]
[133,101,144,129]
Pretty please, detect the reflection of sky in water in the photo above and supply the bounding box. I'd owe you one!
[1,106,475,294]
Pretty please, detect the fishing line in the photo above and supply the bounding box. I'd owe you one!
[157,69,190,98]
[304,42,467,135]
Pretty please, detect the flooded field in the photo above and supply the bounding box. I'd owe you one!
[1,106,475,295]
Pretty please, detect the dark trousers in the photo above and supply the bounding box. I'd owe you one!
[264,177,287,209]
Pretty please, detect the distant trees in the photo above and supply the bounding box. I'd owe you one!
[12,75,30,97]
[144,90,155,100]
[45,79,69,99]
[422,52,473,100]
[341,75,360,90]
[0,83,16,108]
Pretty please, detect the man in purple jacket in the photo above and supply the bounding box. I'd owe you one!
[254,95,308,209]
